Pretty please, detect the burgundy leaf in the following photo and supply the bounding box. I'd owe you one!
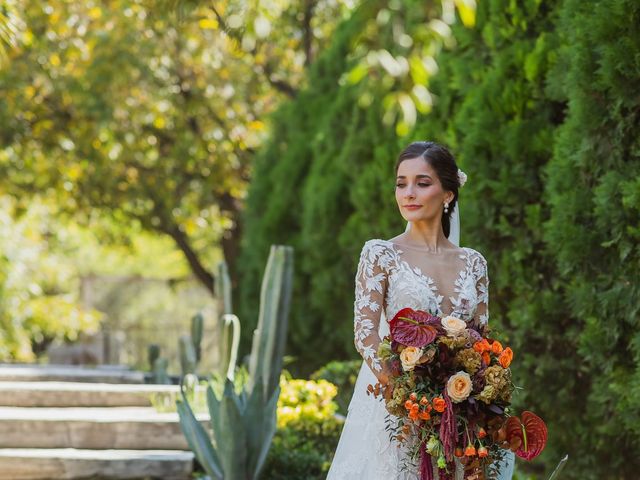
[390,308,440,347]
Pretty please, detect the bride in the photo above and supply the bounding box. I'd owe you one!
[326,141,515,479]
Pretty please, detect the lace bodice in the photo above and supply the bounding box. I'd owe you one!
[354,238,490,374]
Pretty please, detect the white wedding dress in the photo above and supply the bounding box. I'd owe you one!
[326,238,515,479]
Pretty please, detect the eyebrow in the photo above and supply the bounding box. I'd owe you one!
[396,174,432,180]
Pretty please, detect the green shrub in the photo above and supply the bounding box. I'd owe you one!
[310,359,361,415]
[262,373,343,480]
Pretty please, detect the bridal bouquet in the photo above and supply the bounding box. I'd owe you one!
[368,308,547,480]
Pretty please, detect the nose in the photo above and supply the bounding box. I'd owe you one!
[405,185,416,198]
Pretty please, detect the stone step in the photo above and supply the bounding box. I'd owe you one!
[0,407,209,450]
[0,381,183,407]
[0,448,194,480]
[0,364,146,384]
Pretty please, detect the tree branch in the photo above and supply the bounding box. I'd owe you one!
[164,223,215,296]
[262,61,298,98]
[302,0,316,67]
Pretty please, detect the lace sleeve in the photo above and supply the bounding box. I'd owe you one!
[473,251,490,326]
[353,240,388,374]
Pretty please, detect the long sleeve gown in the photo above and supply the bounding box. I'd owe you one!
[326,238,515,479]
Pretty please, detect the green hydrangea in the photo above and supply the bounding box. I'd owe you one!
[455,348,482,375]
[476,384,497,404]
[476,365,513,404]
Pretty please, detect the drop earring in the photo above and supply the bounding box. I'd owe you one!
[444,202,449,214]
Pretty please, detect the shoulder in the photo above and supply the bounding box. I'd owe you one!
[358,239,396,270]
[462,247,488,273]
[362,238,393,251]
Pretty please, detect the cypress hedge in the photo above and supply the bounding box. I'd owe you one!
[238,0,640,476]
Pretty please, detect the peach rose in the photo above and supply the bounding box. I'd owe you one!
[441,315,467,337]
[446,371,473,403]
[400,346,423,372]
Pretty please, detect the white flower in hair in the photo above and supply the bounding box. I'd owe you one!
[457,168,467,187]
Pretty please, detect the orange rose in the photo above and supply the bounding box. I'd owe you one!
[409,405,419,420]
[491,340,503,355]
[499,347,514,368]
[432,397,447,413]
[418,410,431,421]
[473,338,491,353]
[465,445,476,456]
[478,446,489,458]
[482,351,491,366]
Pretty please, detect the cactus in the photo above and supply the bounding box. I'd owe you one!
[152,357,170,385]
[147,344,161,371]
[191,312,204,363]
[147,344,170,384]
[216,260,233,314]
[179,334,198,376]
[214,260,241,380]
[248,245,294,399]
[177,244,293,480]
[220,313,241,380]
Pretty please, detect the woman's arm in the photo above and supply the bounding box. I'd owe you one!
[473,251,490,327]
[353,240,390,383]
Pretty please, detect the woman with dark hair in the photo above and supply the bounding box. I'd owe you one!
[327,141,514,479]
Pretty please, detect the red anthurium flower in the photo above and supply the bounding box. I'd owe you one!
[390,308,440,347]
[505,411,548,460]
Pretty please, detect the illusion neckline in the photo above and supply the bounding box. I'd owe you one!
[384,239,465,256]
[381,239,472,316]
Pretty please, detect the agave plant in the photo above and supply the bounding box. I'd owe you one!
[177,245,293,480]
[214,260,241,381]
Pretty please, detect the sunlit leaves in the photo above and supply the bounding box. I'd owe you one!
[342,0,476,136]
[0,0,24,67]
[0,196,102,361]
[453,0,476,27]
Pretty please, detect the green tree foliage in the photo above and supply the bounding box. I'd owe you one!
[411,0,568,474]
[0,0,352,296]
[238,0,477,374]
[0,197,101,360]
[238,1,399,373]
[0,0,23,67]
[540,0,640,475]
[0,0,261,292]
